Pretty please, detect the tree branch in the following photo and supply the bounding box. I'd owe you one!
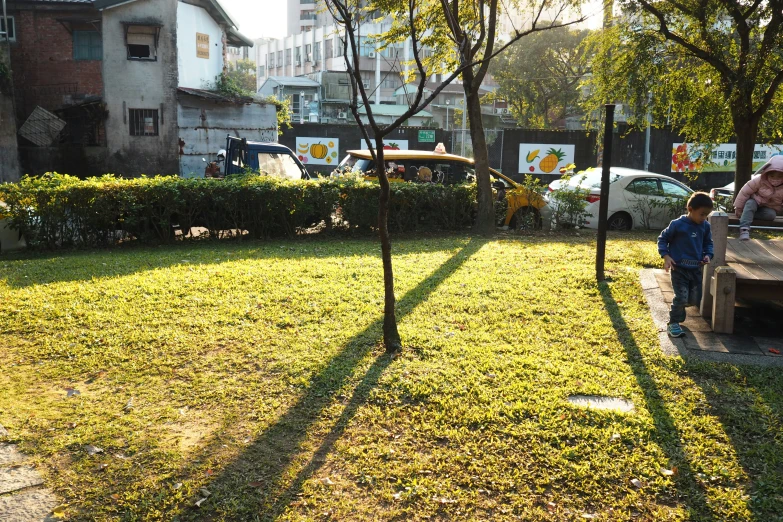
[636,0,735,82]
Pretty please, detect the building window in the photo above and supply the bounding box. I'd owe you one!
[277,50,282,65]
[314,42,321,62]
[268,52,274,67]
[359,37,373,57]
[305,43,312,62]
[129,109,159,136]
[73,31,102,61]
[258,66,265,78]
[295,46,301,64]
[124,24,160,61]
[285,48,292,65]
[324,39,333,59]
[0,16,15,42]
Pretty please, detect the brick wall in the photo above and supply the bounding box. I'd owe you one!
[9,6,103,122]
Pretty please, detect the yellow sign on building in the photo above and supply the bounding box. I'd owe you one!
[196,33,209,59]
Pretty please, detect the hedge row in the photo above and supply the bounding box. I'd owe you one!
[0,173,477,248]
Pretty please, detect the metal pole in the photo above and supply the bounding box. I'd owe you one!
[461,92,466,157]
[644,92,651,171]
[596,104,615,282]
[299,90,304,124]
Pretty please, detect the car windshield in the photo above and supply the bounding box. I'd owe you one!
[567,170,622,188]
[257,153,303,180]
[337,154,372,173]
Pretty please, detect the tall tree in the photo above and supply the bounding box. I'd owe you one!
[325,0,482,352]
[488,25,591,128]
[383,0,585,234]
[225,58,257,93]
[584,0,783,196]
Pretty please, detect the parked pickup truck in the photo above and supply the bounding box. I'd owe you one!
[221,135,310,179]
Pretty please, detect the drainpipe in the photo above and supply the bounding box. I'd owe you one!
[375,43,380,106]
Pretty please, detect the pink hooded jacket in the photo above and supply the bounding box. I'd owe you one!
[734,155,783,215]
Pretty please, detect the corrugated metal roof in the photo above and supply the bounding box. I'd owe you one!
[177,87,254,104]
[263,76,321,88]
[358,105,433,118]
[23,0,94,4]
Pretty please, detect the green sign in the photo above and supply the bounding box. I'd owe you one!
[418,130,436,143]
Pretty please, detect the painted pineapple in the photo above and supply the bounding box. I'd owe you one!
[539,148,566,173]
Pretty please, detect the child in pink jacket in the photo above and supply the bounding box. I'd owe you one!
[735,155,783,240]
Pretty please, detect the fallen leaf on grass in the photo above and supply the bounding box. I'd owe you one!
[51,505,68,518]
[546,502,556,512]
[249,481,263,488]
[392,492,403,500]
[174,483,183,490]
[320,477,335,486]
[630,478,643,488]
[95,463,109,472]
[438,497,457,504]
[205,469,214,477]
[65,388,80,398]
[123,397,134,412]
[85,445,103,456]
[769,348,781,355]
[581,514,597,520]
[660,468,675,476]
[195,498,207,508]
[611,433,621,441]
[200,488,211,497]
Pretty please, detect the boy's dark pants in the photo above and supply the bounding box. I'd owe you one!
[669,268,703,324]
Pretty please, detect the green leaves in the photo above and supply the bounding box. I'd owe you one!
[0,175,478,249]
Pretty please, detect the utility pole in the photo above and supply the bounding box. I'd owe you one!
[596,104,615,282]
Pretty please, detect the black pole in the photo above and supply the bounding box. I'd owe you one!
[596,104,615,282]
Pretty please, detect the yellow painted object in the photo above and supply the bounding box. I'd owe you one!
[345,150,547,227]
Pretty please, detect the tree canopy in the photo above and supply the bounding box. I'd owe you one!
[488,24,591,128]
[583,0,783,190]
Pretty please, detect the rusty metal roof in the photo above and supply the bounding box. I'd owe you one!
[177,87,254,104]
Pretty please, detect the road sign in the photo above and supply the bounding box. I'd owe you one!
[418,130,435,143]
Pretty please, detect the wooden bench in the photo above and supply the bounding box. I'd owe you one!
[700,212,783,333]
[728,216,783,229]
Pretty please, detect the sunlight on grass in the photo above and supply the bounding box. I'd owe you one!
[1,232,781,521]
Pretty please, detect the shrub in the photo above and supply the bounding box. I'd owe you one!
[0,174,476,249]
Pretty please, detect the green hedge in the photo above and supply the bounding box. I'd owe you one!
[0,173,476,249]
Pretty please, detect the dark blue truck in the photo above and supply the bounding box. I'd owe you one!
[222,135,310,180]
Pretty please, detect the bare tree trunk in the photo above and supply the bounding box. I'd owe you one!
[374,139,402,352]
[732,115,760,203]
[463,72,495,236]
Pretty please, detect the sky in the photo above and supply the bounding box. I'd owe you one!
[220,0,289,40]
[219,0,604,40]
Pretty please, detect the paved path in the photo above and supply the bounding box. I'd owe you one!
[641,269,783,367]
[0,425,59,522]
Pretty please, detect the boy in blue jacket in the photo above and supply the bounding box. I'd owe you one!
[657,192,715,337]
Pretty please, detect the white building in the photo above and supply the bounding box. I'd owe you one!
[94,0,276,177]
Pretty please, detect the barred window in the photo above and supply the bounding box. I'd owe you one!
[129,109,159,136]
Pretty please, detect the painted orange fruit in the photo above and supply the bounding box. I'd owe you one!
[310,143,328,159]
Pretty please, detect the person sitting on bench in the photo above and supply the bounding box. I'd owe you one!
[735,155,783,241]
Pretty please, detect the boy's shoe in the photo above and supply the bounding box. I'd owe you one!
[738,227,750,241]
[667,323,685,338]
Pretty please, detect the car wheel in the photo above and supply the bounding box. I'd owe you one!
[607,212,632,231]
[512,206,542,230]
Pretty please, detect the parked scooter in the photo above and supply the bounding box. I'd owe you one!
[202,149,227,178]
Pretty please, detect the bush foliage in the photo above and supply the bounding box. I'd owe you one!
[0,173,476,249]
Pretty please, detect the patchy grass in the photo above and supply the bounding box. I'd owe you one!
[1,232,781,521]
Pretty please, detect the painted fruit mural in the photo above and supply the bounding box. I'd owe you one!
[310,143,328,159]
[539,148,566,173]
[518,144,574,174]
[296,137,339,166]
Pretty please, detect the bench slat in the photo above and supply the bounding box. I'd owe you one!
[731,240,783,282]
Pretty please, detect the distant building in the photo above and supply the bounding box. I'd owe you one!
[4,0,277,177]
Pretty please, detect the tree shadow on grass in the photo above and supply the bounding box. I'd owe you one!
[0,235,495,289]
[0,232,595,289]
[171,238,487,520]
[599,283,717,520]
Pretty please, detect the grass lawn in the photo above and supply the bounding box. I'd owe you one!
[1,231,781,521]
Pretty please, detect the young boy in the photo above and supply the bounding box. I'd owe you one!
[657,192,715,337]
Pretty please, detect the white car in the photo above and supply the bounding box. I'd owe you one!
[547,167,693,230]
